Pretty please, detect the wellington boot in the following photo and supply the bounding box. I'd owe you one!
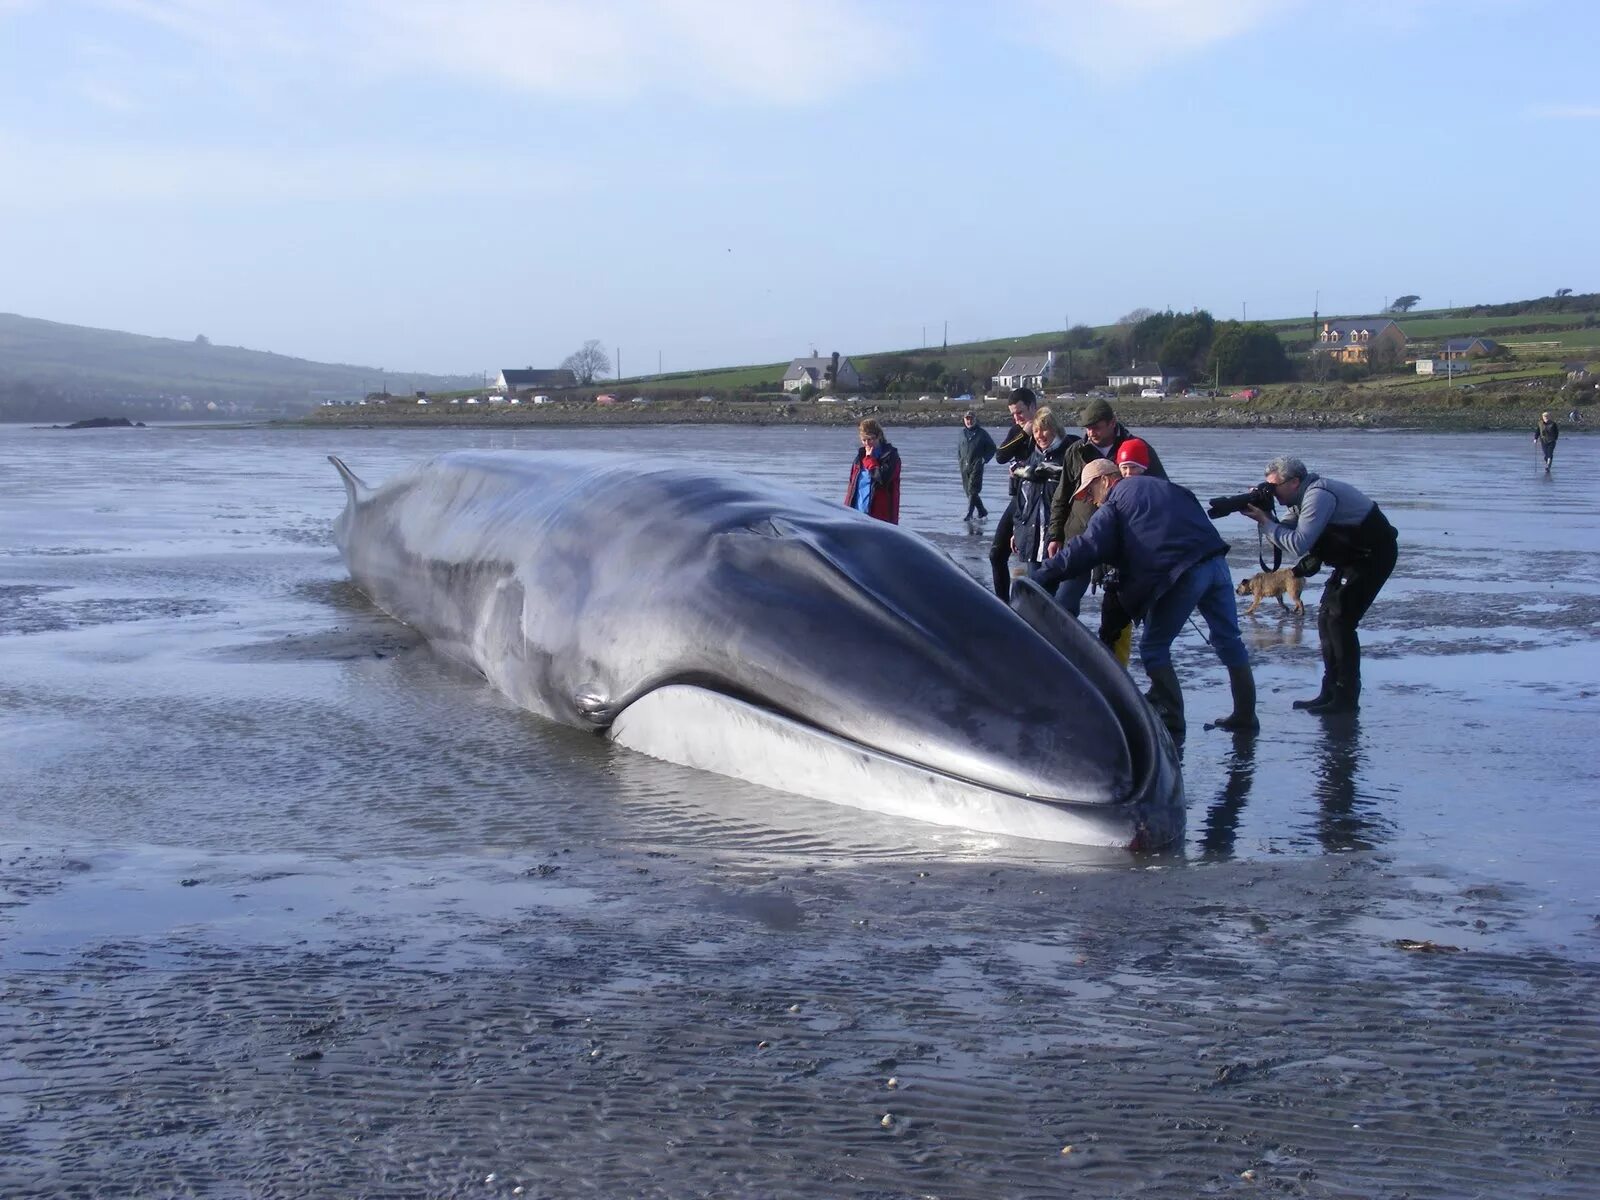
[1292,674,1335,711]
[1145,664,1186,740]
[1110,624,1133,669]
[1209,664,1259,732]
[1313,680,1360,715]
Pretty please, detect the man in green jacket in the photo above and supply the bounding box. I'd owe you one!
[1045,398,1168,617]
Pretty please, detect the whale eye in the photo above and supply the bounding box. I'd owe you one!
[575,689,613,725]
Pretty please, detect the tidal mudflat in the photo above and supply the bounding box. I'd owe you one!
[2,422,1597,1197]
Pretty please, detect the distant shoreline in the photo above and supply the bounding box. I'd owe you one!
[299,395,1577,434]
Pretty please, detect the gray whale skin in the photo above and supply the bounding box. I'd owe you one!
[330,451,1183,849]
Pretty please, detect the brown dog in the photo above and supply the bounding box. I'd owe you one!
[1237,567,1304,615]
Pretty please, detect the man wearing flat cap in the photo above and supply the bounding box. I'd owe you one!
[1033,458,1257,739]
[956,409,997,520]
[1043,400,1171,662]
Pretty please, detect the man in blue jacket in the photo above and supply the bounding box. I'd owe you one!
[1033,458,1257,738]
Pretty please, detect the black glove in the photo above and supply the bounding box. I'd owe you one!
[1292,556,1322,579]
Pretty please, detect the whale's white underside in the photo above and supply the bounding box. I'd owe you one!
[609,684,1142,847]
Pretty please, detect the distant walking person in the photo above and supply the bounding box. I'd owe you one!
[1535,411,1560,471]
[846,418,902,523]
[956,410,997,520]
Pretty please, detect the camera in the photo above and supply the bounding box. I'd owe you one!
[1206,481,1276,520]
[1015,461,1063,482]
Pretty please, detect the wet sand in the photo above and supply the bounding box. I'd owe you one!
[3,422,1598,1197]
[6,838,1597,1198]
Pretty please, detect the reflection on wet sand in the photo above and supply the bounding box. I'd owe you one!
[1240,610,1306,651]
[1312,716,1393,852]
[1199,719,1395,859]
[1198,733,1257,860]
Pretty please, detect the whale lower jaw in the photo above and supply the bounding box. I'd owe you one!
[607,684,1167,849]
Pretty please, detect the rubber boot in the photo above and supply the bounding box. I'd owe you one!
[1210,664,1259,732]
[1110,624,1133,669]
[1316,670,1360,715]
[1293,672,1335,711]
[1145,664,1186,740]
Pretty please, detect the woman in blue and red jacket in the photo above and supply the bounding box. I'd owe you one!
[845,418,901,524]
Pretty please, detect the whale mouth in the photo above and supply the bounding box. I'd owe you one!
[607,683,1174,849]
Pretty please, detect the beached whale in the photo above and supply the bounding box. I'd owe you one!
[329,451,1183,849]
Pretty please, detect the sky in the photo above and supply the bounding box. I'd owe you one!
[1,0,1596,377]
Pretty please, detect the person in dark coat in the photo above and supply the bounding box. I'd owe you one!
[1045,398,1167,617]
[956,410,998,519]
[988,389,1043,599]
[1010,408,1071,568]
[845,418,902,524]
[1034,459,1258,738]
[1535,411,1560,471]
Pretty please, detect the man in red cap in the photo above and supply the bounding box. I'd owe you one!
[1032,458,1257,738]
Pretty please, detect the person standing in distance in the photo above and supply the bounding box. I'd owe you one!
[1239,456,1397,715]
[1535,411,1560,472]
[845,419,902,524]
[988,388,1041,599]
[956,410,997,521]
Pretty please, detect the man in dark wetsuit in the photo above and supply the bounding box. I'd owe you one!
[1239,456,1398,715]
[1535,411,1560,471]
[988,388,1039,600]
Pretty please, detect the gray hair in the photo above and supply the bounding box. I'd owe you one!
[1265,455,1307,482]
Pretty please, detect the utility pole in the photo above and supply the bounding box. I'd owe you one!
[658,349,662,376]
[942,320,947,350]
[616,348,622,381]
[922,324,926,348]
[1242,301,1247,322]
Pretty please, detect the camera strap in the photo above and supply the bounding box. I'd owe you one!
[1258,527,1281,574]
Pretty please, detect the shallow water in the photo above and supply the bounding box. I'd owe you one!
[2,420,1598,1197]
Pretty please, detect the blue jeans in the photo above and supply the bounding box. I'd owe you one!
[1139,556,1249,672]
[1052,572,1091,617]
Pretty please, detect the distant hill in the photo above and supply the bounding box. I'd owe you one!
[0,312,477,421]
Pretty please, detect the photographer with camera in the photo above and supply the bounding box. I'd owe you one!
[1033,459,1258,739]
[1230,456,1397,715]
[989,389,1064,599]
[1010,408,1072,569]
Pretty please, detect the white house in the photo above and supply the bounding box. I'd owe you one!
[782,355,861,393]
[1108,363,1170,389]
[994,351,1056,392]
[494,367,579,394]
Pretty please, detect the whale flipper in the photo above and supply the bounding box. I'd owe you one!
[328,455,370,505]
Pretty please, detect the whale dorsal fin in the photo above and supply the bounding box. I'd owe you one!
[328,455,370,505]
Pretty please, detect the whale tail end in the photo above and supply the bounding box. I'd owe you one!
[328,455,370,505]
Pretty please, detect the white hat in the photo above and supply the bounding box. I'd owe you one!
[1072,457,1121,500]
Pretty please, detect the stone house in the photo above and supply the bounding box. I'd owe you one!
[1314,319,1407,365]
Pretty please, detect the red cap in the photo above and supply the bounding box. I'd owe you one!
[1115,438,1150,470]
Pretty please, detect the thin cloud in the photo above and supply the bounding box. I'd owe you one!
[1528,104,1600,119]
[0,131,588,207]
[1021,0,1303,78]
[97,0,907,105]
